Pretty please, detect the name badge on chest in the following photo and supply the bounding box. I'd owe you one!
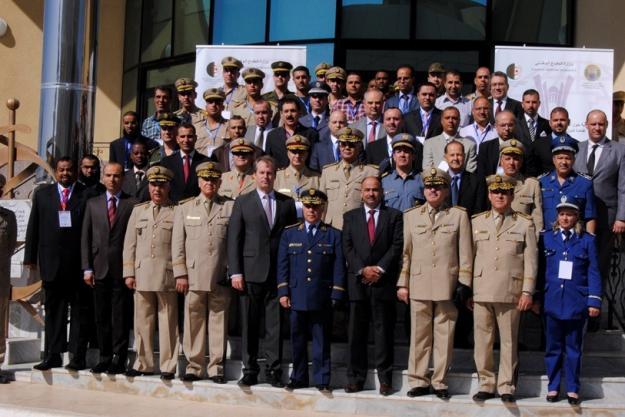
[558,260,573,280]
[58,211,72,228]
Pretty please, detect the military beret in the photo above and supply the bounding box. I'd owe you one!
[499,139,525,156]
[421,167,451,187]
[551,135,578,154]
[391,133,418,152]
[203,88,226,102]
[242,67,265,81]
[286,134,311,151]
[325,66,346,81]
[337,127,364,143]
[308,81,330,95]
[613,90,625,102]
[300,188,328,206]
[146,165,174,183]
[174,78,198,92]
[428,62,446,74]
[486,174,516,192]
[271,61,293,73]
[195,161,222,179]
[314,62,331,76]
[556,195,580,212]
[230,137,254,153]
[221,56,243,69]
[157,112,180,127]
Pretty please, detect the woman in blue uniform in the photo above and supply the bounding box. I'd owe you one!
[539,196,602,405]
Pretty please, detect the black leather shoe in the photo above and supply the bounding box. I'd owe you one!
[316,384,331,393]
[344,383,363,393]
[501,394,516,403]
[286,380,309,390]
[0,374,10,384]
[407,386,431,397]
[125,369,143,377]
[238,374,258,386]
[210,375,227,384]
[433,389,450,399]
[379,383,393,396]
[160,372,175,381]
[567,395,580,405]
[90,362,110,373]
[65,360,86,371]
[107,363,126,375]
[267,373,284,388]
[472,391,496,402]
[182,373,202,382]
[546,393,560,403]
[33,355,62,371]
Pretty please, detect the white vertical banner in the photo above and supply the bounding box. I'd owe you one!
[194,45,307,108]
[495,46,614,140]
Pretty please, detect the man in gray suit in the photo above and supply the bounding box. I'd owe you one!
[423,107,477,172]
[349,89,387,149]
[573,109,625,282]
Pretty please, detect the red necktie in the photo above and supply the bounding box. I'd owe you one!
[369,121,377,143]
[60,188,70,210]
[183,155,190,183]
[367,209,376,244]
[108,196,117,228]
[496,100,502,115]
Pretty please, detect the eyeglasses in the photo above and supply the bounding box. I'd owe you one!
[288,149,308,154]
[232,152,251,157]
[339,142,356,148]
[274,72,289,78]
[310,94,326,99]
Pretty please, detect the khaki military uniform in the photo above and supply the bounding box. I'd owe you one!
[274,166,320,201]
[122,201,179,374]
[613,117,625,142]
[230,98,278,129]
[219,169,256,199]
[512,175,543,234]
[175,106,206,125]
[193,118,228,157]
[172,194,234,378]
[470,209,537,395]
[320,161,378,230]
[262,89,293,104]
[0,207,17,365]
[398,204,473,390]
[223,84,247,111]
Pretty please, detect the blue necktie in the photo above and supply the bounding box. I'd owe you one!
[334,143,341,161]
[313,116,320,129]
[308,224,316,242]
[451,175,459,206]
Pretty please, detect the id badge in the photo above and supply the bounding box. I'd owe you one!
[221,110,232,120]
[58,211,72,228]
[558,260,573,280]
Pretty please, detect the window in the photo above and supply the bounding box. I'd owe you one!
[415,0,486,40]
[341,0,410,39]
[140,0,173,62]
[269,0,335,41]
[212,0,266,44]
[174,0,210,54]
[303,43,335,75]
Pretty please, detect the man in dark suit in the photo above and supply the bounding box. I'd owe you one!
[367,108,404,167]
[266,95,319,169]
[160,123,210,202]
[514,89,553,176]
[24,157,88,371]
[404,83,443,141]
[82,162,138,374]
[342,176,403,396]
[444,140,487,216]
[489,71,523,122]
[109,111,158,170]
[384,65,420,114]
[121,141,150,202]
[478,110,516,178]
[299,81,331,138]
[227,155,298,387]
[310,110,347,172]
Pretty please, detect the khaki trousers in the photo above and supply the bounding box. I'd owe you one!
[473,302,521,395]
[0,293,8,365]
[407,300,457,389]
[183,286,230,377]
[132,291,179,373]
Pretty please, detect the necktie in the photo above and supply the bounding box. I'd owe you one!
[401,95,409,114]
[451,175,459,206]
[334,142,341,161]
[153,204,160,219]
[343,163,351,180]
[528,118,536,141]
[183,155,190,183]
[368,121,377,143]
[421,112,430,136]
[496,100,502,115]
[135,171,144,189]
[108,196,117,228]
[367,209,376,244]
[563,229,572,243]
[60,187,70,210]
[587,144,599,176]
[263,194,273,228]
[495,214,503,231]
[204,200,212,215]
[255,126,265,148]
[307,223,316,241]
[313,116,320,129]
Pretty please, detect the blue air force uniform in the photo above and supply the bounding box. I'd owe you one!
[539,227,602,394]
[539,172,595,229]
[277,215,346,387]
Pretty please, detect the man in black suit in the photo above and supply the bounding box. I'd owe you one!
[404,83,443,141]
[109,111,158,170]
[489,71,523,122]
[160,123,210,202]
[227,156,298,387]
[82,162,138,374]
[477,110,516,178]
[121,142,150,202]
[444,140,487,216]
[342,176,403,396]
[78,154,106,197]
[514,89,553,177]
[266,95,319,169]
[24,157,88,371]
[299,81,330,138]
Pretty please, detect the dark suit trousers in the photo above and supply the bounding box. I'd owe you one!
[42,279,77,355]
[94,274,133,362]
[240,282,283,376]
[290,308,332,386]
[347,296,396,385]
[68,281,97,356]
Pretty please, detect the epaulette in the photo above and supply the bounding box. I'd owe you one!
[284,221,302,230]
[537,172,549,180]
[452,205,467,212]
[134,201,150,208]
[472,210,489,219]
[525,176,539,184]
[578,173,592,180]
[381,171,390,178]
[403,204,421,214]
[325,161,340,168]
[515,212,532,220]
[177,197,194,206]
[368,163,379,169]
[218,194,234,202]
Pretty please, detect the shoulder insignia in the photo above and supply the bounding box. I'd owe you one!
[537,172,550,180]
[284,222,303,230]
[403,205,421,214]
[525,176,539,184]
[472,210,489,219]
[218,194,234,202]
[324,161,340,169]
[134,201,150,208]
[177,197,195,206]
[578,173,592,180]
[381,171,390,178]
[515,211,532,220]
[452,205,466,212]
[367,164,379,169]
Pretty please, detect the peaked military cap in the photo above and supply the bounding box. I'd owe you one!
[203,88,226,102]
[421,167,451,187]
[157,112,180,127]
[195,161,222,179]
[174,78,198,92]
[486,174,516,191]
[146,165,174,183]
[300,188,328,206]
[221,56,243,69]
[337,127,364,143]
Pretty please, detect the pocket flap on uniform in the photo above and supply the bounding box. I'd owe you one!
[160,220,173,230]
[473,230,490,241]
[505,232,524,242]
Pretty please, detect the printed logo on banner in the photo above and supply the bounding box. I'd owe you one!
[206,62,219,78]
[506,63,522,80]
[584,64,602,82]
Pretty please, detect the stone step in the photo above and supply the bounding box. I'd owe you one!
[12,367,625,416]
